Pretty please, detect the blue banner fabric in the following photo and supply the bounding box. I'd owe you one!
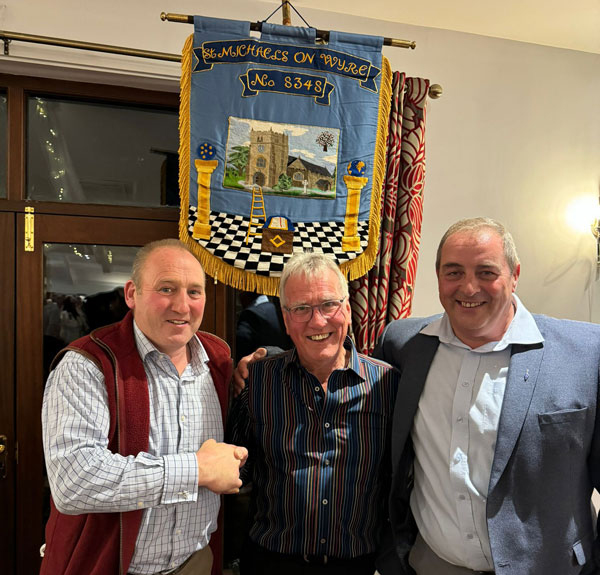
[179,16,391,294]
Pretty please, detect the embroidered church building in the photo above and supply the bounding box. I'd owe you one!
[245,128,334,192]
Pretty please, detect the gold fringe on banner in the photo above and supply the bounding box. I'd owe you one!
[179,33,282,294]
[179,32,393,294]
[340,55,392,282]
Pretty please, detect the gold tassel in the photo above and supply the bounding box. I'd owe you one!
[178,33,282,295]
[340,55,392,282]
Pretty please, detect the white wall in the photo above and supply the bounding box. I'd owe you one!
[3,0,600,323]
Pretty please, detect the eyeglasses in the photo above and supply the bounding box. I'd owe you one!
[284,298,346,323]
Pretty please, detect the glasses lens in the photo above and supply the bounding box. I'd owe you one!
[290,305,312,322]
[287,299,344,322]
[319,300,342,318]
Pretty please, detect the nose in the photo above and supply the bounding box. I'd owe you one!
[307,306,328,327]
[170,290,190,313]
[461,273,480,296]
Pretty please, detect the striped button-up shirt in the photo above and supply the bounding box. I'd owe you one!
[42,322,223,574]
[228,337,399,558]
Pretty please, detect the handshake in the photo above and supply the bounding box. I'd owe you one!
[195,438,248,494]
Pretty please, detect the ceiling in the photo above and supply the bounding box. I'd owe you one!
[287,0,600,55]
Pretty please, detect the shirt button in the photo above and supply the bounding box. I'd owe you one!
[176,529,182,536]
[322,499,328,505]
[324,459,330,466]
[324,422,330,428]
[137,501,144,508]
[459,494,466,500]
[179,491,189,500]
[462,381,470,387]
[467,533,474,540]
[454,454,462,463]
[457,416,464,423]
[320,538,326,544]
[181,415,186,422]
[315,386,320,392]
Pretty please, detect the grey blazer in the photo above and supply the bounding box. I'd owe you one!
[374,314,600,575]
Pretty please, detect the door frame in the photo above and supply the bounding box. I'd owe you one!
[0,211,15,574]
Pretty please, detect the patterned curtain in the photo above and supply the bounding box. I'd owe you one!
[349,72,429,354]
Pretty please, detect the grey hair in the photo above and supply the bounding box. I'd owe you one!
[435,217,520,273]
[131,239,203,287]
[279,252,349,306]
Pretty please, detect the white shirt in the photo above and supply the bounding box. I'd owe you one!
[42,321,223,574]
[410,295,543,570]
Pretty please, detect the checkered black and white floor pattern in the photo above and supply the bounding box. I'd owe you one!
[188,208,370,277]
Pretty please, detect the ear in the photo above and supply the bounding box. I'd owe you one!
[343,297,352,318]
[511,263,521,292]
[124,280,137,310]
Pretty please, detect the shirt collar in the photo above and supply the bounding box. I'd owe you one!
[283,335,361,378]
[420,294,544,352]
[132,320,208,372]
[250,294,270,307]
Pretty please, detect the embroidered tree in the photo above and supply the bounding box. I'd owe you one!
[227,145,249,176]
[316,131,335,152]
[276,173,292,191]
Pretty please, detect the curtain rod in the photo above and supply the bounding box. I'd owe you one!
[0,24,442,98]
[161,12,417,50]
[0,30,180,62]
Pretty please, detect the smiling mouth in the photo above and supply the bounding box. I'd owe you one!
[458,301,484,308]
[167,319,188,325]
[308,333,330,341]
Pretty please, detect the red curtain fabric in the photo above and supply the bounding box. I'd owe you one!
[349,72,429,354]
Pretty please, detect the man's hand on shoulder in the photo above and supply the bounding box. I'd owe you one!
[232,347,267,397]
[196,438,248,494]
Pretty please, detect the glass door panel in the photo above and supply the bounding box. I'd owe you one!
[27,97,179,207]
[41,242,139,527]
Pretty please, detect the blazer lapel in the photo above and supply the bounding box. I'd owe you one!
[487,342,545,493]
[391,334,439,466]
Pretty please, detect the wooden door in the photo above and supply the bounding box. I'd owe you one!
[12,212,229,574]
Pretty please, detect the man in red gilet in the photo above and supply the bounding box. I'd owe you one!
[41,239,247,575]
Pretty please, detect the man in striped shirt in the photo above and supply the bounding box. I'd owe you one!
[41,239,248,575]
[229,252,399,574]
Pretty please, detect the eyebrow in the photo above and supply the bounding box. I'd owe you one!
[441,262,500,271]
[155,279,205,288]
[288,295,341,306]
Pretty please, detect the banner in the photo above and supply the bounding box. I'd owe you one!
[179,16,391,294]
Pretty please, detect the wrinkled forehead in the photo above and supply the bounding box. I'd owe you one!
[442,229,502,257]
[284,269,344,297]
[439,231,516,278]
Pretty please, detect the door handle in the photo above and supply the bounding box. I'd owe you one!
[0,435,7,480]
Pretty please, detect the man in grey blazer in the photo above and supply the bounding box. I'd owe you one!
[376,217,600,575]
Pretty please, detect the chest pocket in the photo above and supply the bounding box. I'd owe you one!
[538,407,588,451]
[538,406,587,426]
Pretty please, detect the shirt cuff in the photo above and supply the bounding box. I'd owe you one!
[161,453,199,504]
